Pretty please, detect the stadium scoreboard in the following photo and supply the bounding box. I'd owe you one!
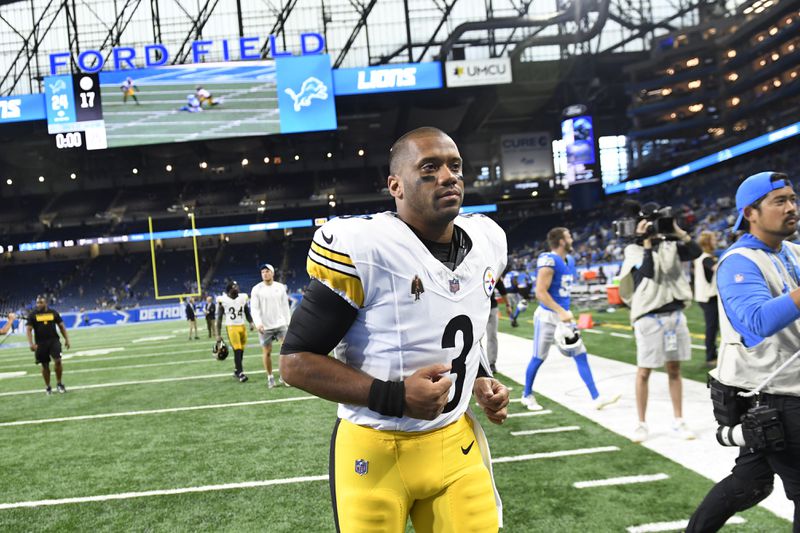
[44,73,107,150]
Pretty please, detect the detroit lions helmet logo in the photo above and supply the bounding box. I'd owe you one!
[284,77,328,112]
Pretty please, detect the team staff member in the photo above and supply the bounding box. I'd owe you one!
[216,282,254,382]
[26,297,70,395]
[521,227,620,411]
[0,312,16,335]
[204,295,216,338]
[694,231,720,368]
[619,203,701,442]
[281,127,509,532]
[185,297,198,340]
[250,263,292,388]
[688,172,800,532]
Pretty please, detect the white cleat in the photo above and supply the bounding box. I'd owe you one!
[521,394,543,411]
[594,393,621,410]
[632,422,648,443]
[672,419,696,440]
[268,375,276,389]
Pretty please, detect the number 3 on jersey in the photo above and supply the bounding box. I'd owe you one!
[441,315,473,414]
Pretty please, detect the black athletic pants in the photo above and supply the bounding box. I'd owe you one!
[687,394,800,532]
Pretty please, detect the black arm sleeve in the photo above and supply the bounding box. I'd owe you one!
[495,277,507,296]
[280,279,358,356]
[244,304,253,324]
[678,240,702,261]
[632,250,655,289]
[703,256,716,283]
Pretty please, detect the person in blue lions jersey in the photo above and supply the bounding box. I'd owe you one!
[521,227,620,411]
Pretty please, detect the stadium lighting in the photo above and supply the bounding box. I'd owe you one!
[183,206,189,212]
[199,161,208,169]
[666,68,675,75]
[774,79,782,87]
[792,71,798,79]
[685,57,700,67]
[357,148,365,156]
[259,200,266,206]
[730,96,741,106]
[727,50,737,58]
[769,27,778,36]
[326,152,332,158]
[669,112,678,119]
[771,53,780,61]
[661,88,672,96]
[687,80,702,89]
[327,193,335,200]
[70,173,77,180]
[727,72,739,81]
[688,103,704,113]
[328,200,336,208]
[241,158,249,166]
[263,156,270,164]
[5,178,11,185]
[257,206,266,212]
[531,191,539,197]
[38,176,44,182]
[294,155,300,161]
[166,164,173,172]
[132,168,138,174]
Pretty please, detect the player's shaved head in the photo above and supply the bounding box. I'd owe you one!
[389,127,452,176]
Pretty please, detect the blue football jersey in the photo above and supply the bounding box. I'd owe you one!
[536,252,575,311]
[503,270,519,293]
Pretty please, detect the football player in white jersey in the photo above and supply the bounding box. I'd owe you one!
[216,281,254,382]
[281,127,509,532]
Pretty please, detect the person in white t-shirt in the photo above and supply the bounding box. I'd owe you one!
[251,263,292,388]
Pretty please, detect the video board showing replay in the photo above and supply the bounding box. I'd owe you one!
[561,114,599,184]
[98,63,280,148]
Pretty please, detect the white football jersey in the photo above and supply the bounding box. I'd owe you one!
[218,293,249,326]
[307,212,507,432]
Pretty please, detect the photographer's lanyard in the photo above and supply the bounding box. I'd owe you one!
[767,244,800,293]
[654,312,680,352]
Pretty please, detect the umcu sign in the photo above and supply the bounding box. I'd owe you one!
[445,58,512,88]
[49,33,325,75]
[332,62,442,95]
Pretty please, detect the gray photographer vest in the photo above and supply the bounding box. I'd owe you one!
[714,244,800,396]
[619,241,693,323]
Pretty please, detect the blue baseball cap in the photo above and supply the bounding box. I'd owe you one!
[258,263,274,273]
[733,171,791,231]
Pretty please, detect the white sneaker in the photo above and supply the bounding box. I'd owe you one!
[632,423,648,443]
[279,376,291,387]
[268,375,275,389]
[672,419,696,440]
[594,393,621,410]
[520,394,543,411]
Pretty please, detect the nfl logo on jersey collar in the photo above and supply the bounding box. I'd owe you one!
[354,459,368,476]
[449,278,460,294]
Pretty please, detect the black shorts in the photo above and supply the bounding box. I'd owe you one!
[35,339,62,366]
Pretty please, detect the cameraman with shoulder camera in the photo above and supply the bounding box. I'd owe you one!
[618,201,702,443]
[687,172,800,532]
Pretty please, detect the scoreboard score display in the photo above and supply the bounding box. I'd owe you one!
[44,73,107,150]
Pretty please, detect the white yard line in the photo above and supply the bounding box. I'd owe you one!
[0,396,316,427]
[0,444,621,509]
[626,516,745,532]
[0,370,269,397]
[506,410,552,418]
[492,446,619,464]
[511,426,581,436]
[0,474,328,510]
[573,473,669,488]
[609,332,633,339]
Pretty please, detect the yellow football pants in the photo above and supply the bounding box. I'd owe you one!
[226,325,247,351]
[331,414,498,533]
